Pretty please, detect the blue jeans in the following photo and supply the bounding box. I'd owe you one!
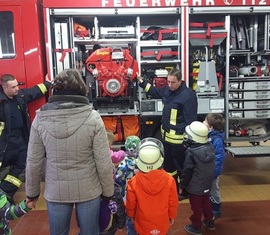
[210,177,221,204]
[126,216,137,235]
[47,197,100,235]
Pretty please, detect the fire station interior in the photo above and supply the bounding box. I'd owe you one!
[0,7,269,152]
[50,9,270,158]
[3,6,270,235]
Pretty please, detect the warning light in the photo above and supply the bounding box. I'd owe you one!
[145,121,154,125]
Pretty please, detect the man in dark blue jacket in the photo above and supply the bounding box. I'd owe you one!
[0,74,51,202]
[137,68,197,197]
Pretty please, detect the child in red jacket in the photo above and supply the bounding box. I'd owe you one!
[125,138,178,235]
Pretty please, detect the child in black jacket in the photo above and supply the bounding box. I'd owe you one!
[180,121,215,235]
[99,182,126,235]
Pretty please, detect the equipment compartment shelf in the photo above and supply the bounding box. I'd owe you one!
[225,14,270,146]
[140,41,180,46]
[229,77,270,81]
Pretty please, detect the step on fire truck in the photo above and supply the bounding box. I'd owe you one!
[1,0,270,157]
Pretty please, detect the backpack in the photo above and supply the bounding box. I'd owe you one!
[99,199,117,232]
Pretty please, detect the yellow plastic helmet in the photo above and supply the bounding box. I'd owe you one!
[185,121,209,144]
[136,138,164,173]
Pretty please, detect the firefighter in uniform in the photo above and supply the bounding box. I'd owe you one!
[137,68,197,197]
[0,74,51,203]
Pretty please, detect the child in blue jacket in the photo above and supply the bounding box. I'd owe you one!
[204,113,226,220]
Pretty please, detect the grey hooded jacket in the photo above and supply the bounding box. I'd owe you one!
[25,95,114,202]
[180,143,215,195]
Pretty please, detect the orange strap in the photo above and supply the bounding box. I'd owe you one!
[217,73,223,91]
[140,28,178,42]
[141,50,178,61]
[54,49,73,62]
[157,28,178,42]
[140,29,155,34]
[116,116,123,142]
[190,22,225,37]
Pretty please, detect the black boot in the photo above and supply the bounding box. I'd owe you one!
[179,188,189,201]
[212,202,221,220]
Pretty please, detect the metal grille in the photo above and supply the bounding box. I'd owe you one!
[226,146,270,158]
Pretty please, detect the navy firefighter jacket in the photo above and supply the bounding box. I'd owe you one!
[139,80,197,144]
[0,81,50,156]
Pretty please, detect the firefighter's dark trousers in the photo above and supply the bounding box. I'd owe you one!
[163,141,186,191]
[0,129,27,199]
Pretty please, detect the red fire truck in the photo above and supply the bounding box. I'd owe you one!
[1,0,270,157]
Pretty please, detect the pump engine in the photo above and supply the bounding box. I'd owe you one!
[86,47,139,111]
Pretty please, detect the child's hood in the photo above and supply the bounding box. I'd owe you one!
[189,143,215,163]
[208,129,225,140]
[136,169,168,195]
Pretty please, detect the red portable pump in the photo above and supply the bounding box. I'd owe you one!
[86,47,138,98]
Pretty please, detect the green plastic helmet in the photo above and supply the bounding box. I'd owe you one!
[125,136,141,157]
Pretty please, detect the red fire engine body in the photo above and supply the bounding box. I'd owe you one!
[1,0,270,156]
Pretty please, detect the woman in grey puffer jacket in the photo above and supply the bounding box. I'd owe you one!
[25,69,114,235]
